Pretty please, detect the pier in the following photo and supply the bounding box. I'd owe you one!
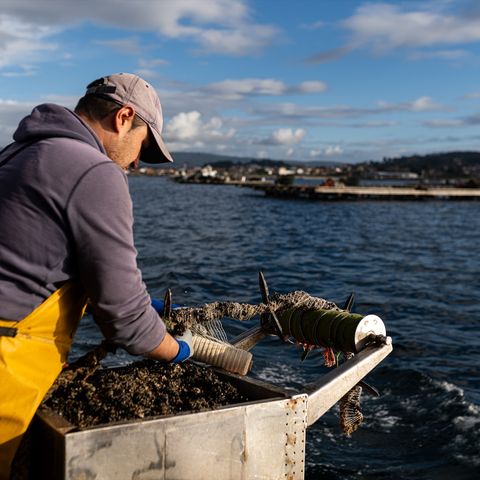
[249,184,480,201]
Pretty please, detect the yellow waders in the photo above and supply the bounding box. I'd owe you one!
[0,282,87,479]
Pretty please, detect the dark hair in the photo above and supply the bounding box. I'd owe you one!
[74,95,147,129]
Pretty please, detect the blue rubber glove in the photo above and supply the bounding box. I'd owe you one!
[171,329,194,363]
[151,299,193,362]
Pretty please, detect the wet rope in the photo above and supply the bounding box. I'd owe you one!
[166,290,365,435]
[44,290,366,437]
[166,290,340,332]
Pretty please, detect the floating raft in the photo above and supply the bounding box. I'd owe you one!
[251,185,480,201]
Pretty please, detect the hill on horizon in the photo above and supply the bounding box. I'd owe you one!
[365,151,480,174]
[161,150,480,171]
[166,151,342,168]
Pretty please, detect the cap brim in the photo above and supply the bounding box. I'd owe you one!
[141,126,173,164]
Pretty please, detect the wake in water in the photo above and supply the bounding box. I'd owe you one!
[303,367,480,480]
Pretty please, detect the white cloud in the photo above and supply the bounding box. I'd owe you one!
[344,3,480,52]
[324,145,343,156]
[0,65,37,77]
[165,111,235,145]
[205,78,287,99]
[296,81,328,93]
[0,14,58,69]
[410,96,443,112]
[135,69,161,80]
[309,3,480,63]
[195,24,278,55]
[204,78,327,99]
[252,102,366,119]
[250,96,445,122]
[309,145,343,158]
[135,59,169,80]
[257,128,305,146]
[377,96,444,112]
[165,111,200,140]
[347,120,397,128]
[0,0,278,68]
[408,49,470,61]
[271,128,305,145]
[424,119,464,128]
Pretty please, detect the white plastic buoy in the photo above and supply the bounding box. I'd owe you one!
[353,314,387,352]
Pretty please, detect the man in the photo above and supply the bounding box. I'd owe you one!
[0,73,192,477]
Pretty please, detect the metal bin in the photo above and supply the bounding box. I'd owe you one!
[31,340,392,480]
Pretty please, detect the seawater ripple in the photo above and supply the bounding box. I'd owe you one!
[71,177,479,480]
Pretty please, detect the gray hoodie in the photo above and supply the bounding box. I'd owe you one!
[0,104,165,355]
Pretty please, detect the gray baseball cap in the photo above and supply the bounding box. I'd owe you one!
[85,73,173,164]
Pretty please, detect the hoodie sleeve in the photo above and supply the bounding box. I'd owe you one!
[66,161,166,355]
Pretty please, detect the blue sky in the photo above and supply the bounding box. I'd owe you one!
[2,0,480,163]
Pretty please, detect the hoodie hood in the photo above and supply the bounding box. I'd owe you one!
[13,103,106,154]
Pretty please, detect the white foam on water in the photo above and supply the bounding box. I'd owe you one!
[453,403,480,432]
[370,408,401,429]
[453,413,480,431]
[445,390,480,468]
[467,402,480,415]
[437,379,464,395]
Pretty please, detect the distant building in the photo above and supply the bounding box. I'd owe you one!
[278,166,296,176]
[376,171,419,180]
[200,165,218,178]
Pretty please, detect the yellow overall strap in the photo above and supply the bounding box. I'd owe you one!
[0,281,87,479]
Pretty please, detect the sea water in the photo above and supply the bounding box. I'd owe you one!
[72,176,480,480]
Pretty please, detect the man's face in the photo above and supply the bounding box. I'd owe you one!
[107,124,150,170]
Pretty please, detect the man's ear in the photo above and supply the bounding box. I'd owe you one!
[113,105,136,133]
